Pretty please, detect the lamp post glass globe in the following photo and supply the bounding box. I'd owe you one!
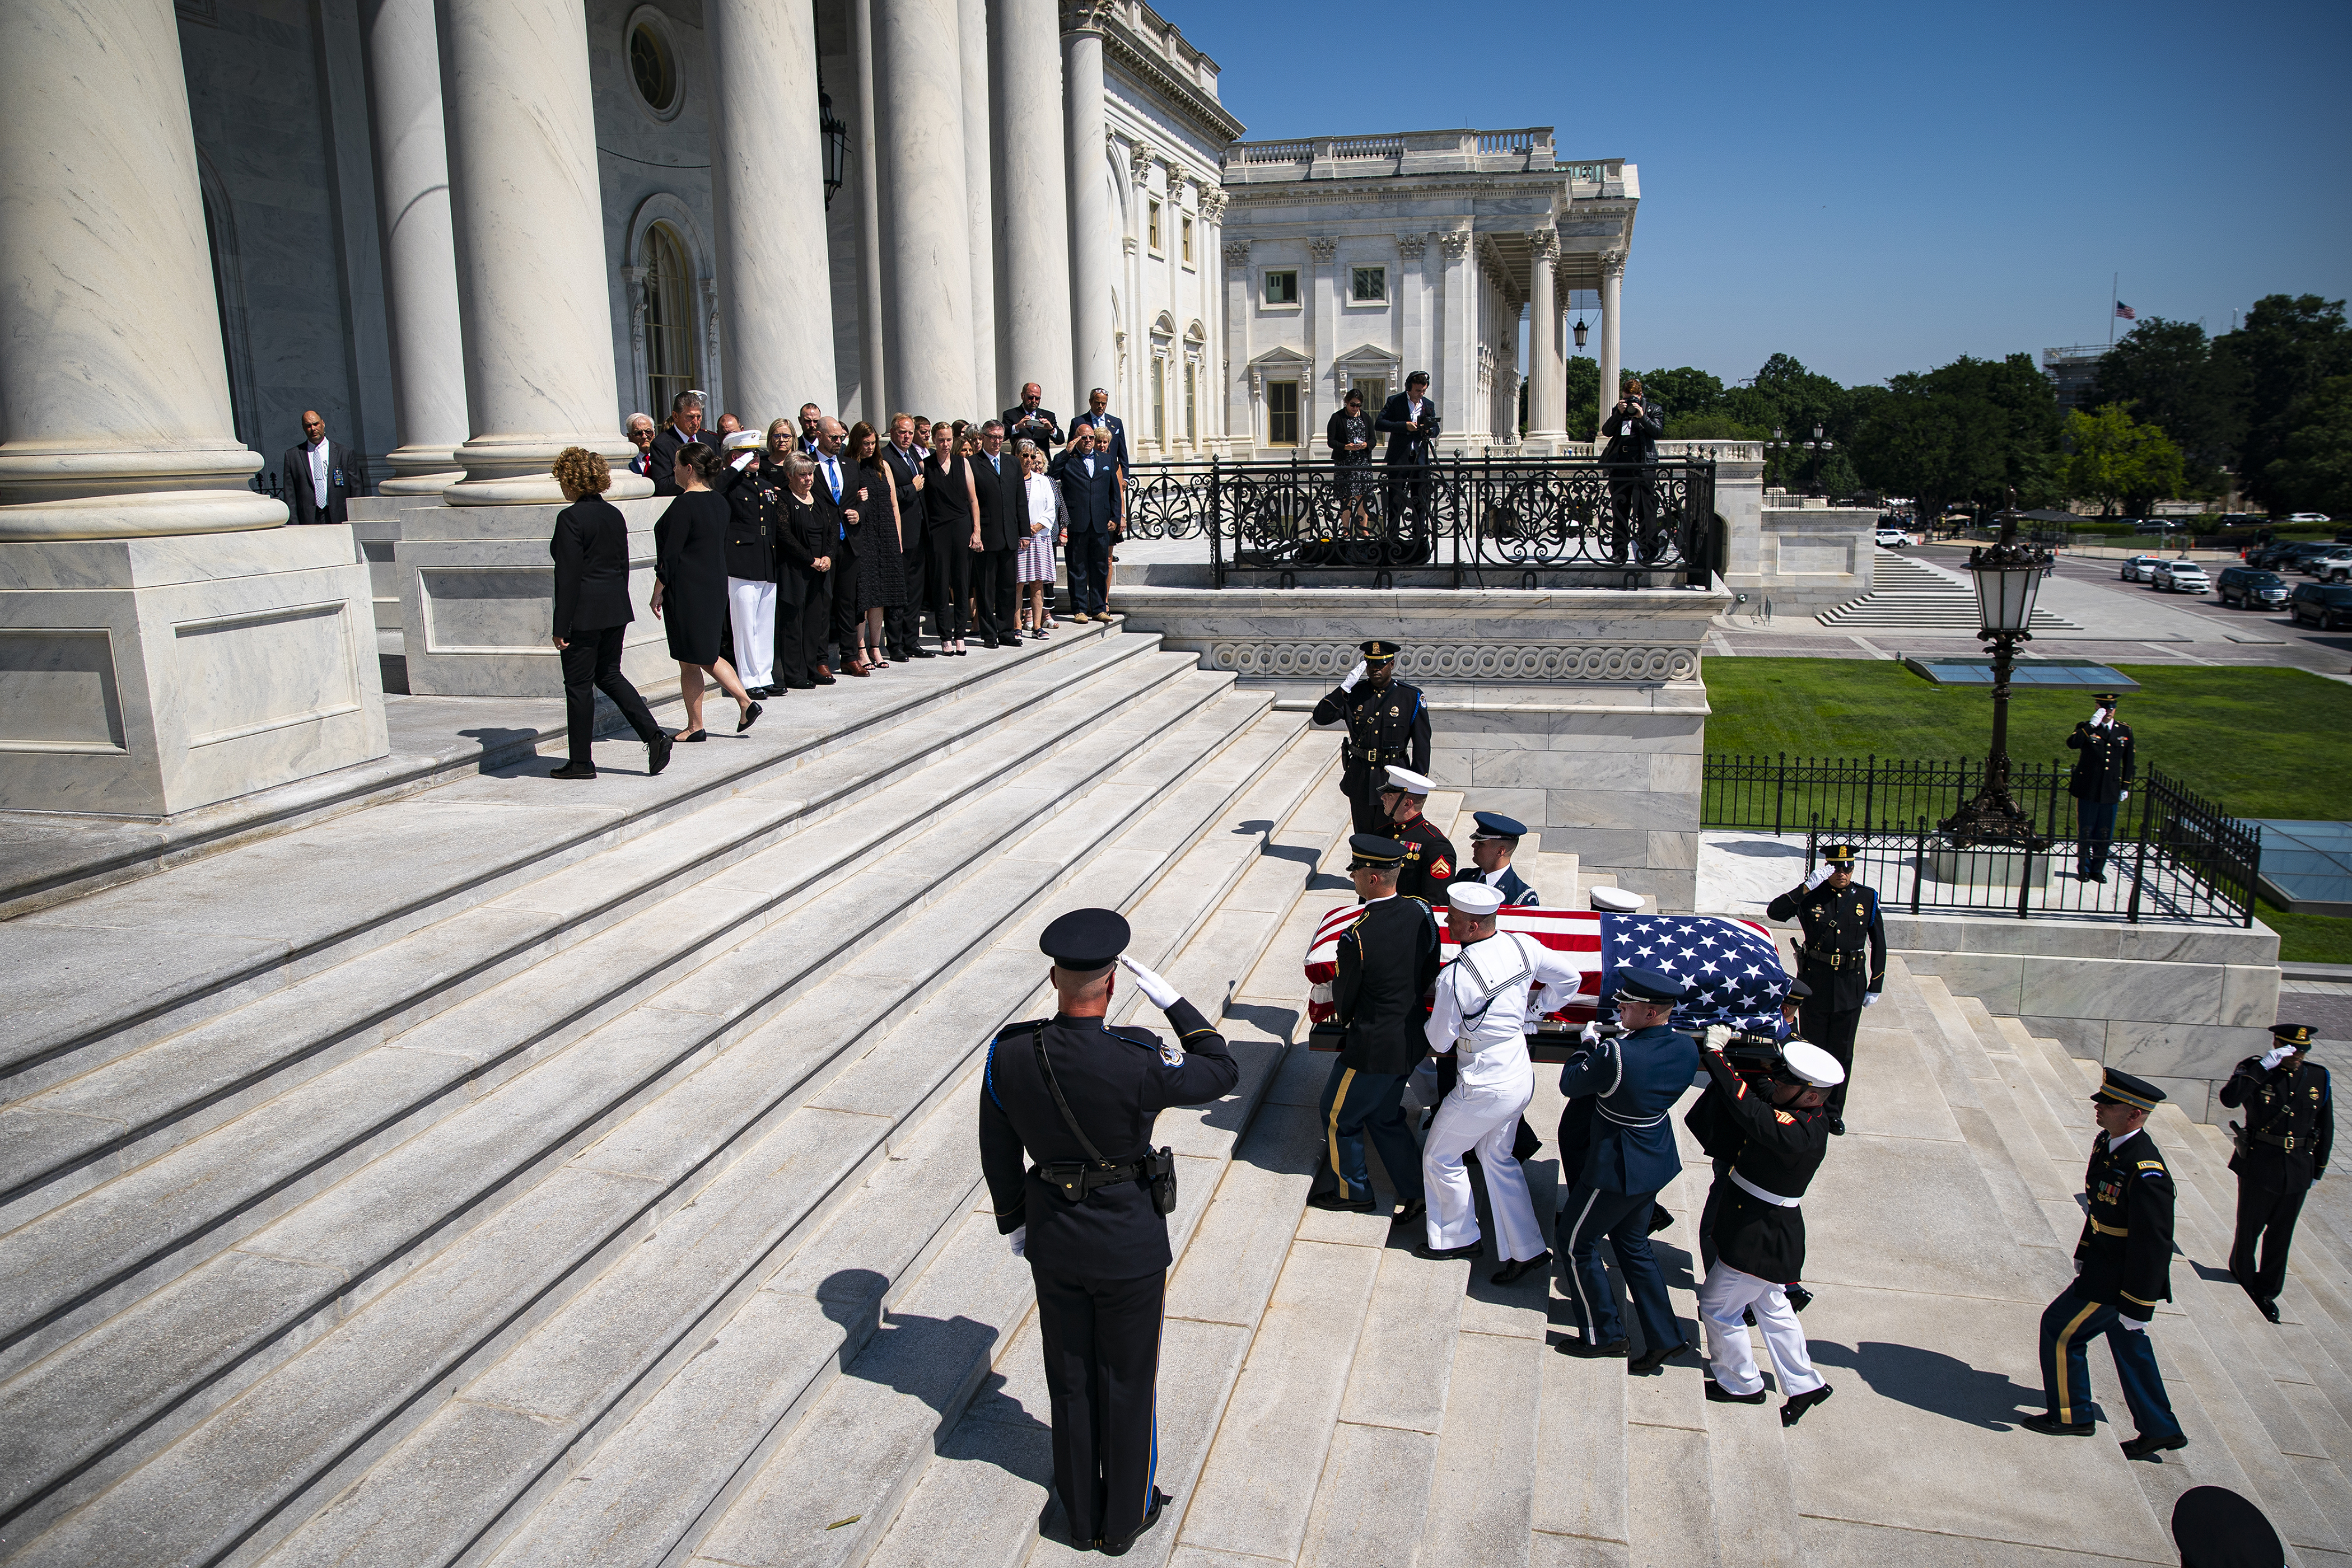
[1941,508,2056,849]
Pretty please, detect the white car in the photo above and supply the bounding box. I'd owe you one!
[2150,559,2209,594]
[2287,512,2333,525]
[1874,528,1907,548]
[2119,554,2166,582]
[2306,551,2352,584]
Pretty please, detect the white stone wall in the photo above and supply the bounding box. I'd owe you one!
[1104,88,1226,456]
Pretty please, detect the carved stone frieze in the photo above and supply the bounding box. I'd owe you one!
[1307,236,1337,263]
[1204,641,1701,683]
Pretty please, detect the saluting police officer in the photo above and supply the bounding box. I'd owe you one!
[978,909,1239,1555]
[1766,842,1885,1136]
[2024,1067,2188,1462]
[2220,1022,2334,1324]
[1555,967,1700,1373]
[1464,811,1541,906]
[1308,835,1441,1221]
[1378,767,1457,906]
[1312,640,1431,836]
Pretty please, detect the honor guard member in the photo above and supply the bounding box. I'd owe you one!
[1555,967,1701,1373]
[2220,1023,2332,1323]
[1309,836,1442,1220]
[1464,812,1541,906]
[1312,641,1431,836]
[978,909,1239,1555]
[1378,767,1458,905]
[1418,880,1583,1280]
[1688,1033,1842,1426]
[2066,692,2136,884]
[2025,1067,2188,1461]
[2171,1486,2285,1568]
[1766,843,1885,1136]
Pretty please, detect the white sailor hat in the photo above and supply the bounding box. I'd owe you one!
[1589,885,1644,913]
[1780,1038,1845,1088]
[1446,881,1505,916]
[1380,767,1434,797]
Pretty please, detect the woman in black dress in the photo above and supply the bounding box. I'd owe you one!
[923,419,982,655]
[847,421,905,670]
[1327,386,1375,538]
[772,454,837,689]
[651,442,760,739]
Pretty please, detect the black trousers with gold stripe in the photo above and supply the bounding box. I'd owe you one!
[2037,1281,2181,1439]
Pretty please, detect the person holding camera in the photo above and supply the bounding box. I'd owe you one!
[1687,1029,1844,1426]
[2220,1023,2332,1324]
[1377,370,1440,549]
[1598,376,1665,564]
[1766,843,1884,1136]
[977,909,1236,1556]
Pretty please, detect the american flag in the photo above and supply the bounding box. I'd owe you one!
[1303,906,1788,1033]
[2115,300,2136,321]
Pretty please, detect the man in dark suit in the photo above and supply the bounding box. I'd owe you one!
[811,418,868,672]
[970,420,1023,647]
[1002,383,1062,452]
[623,414,657,483]
[1376,372,1438,552]
[279,410,367,524]
[1058,423,1122,622]
[879,414,934,659]
[549,451,668,781]
[797,403,824,455]
[1599,378,1665,563]
[1068,387,1129,482]
[648,390,711,497]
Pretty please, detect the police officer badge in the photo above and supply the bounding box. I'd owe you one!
[1160,1038,1186,1067]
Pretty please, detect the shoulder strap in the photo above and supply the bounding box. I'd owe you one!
[1031,1024,1110,1168]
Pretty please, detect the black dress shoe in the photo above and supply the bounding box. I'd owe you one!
[735,701,762,733]
[647,734,673,776]
[1827,1117,1847,1136]
[1648,1203,1675,1234]
[675,729,708,743]
[1743,1306,1756,1327]
[1786,1285,1813,1313]
[1306,1193,1375,1214]
[1390,1199,1426,1226]
[1491,1250,1552,1286]
[1630,1339,1696,1375]
[1559,1335,1631,1360]
[1413,1240,1482,1262]
[2121,1431,2188,1462]
[2020,1411,2094,1436]
[813,671,836,685]
[1098,1488,1173,1556]
[909,646,936,658]
[2257,1296,2282,1324]
[1781,1384,1834,1427]
[548,760,596,780]
[1706,1379,1768,1405]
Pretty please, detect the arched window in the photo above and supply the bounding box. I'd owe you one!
[639,223,699,419]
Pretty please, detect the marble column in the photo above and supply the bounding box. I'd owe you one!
[958,0,997,411]
[0,0,280,538]
[1436,228,1473,451]
[852,0,887,422]
[707,0,833,424]
[437,0,645,502]
[1063,11,1113,404]
[993,0,1072,410]
[1525,230,1564,443]
[873,0,974,421]
[1598,248,1625,425]
[360,0,466,494]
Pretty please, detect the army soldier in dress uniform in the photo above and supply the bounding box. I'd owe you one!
[2220,1023,2334,1323]
[1378,767,1457,906]
[1463,811,1540,906]
[1766,842,1885,1137]
[1312,641,1431,836]
[978,910,1239,1555]
[2024,1067,2188,1462]
[2066,692,2136,884]
[1555,968,1701,1373]
[1309,836,1443,1219]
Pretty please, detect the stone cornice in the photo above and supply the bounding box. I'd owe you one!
[1204,640,1701,683]
[1086,16,1245,147]
[1221,181,1635,214]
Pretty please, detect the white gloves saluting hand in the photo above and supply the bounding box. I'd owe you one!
[1119,955,1182,1010]
[1341,659,1368,692]
[1803,862,1837,891]
[2261,1046,2292,1072]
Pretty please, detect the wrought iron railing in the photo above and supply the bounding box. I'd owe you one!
[1705,753,2261,926]
[1122,455,1718,588]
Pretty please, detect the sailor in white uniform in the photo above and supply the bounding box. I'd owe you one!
[1417,880,1585,1283]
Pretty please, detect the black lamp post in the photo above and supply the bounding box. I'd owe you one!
[1940,499,2055,848]
[819,89,848,208]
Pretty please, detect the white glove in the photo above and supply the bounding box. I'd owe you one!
[1119,955,1181,1010]
[2118,1312,2149,1333]
[2119,790,2129,801]
[1803,863,1836,891]
[1863,992,1881,1008]
[1579,1020,1603,1046]
[2088,707,2110,729]
[1007,1225,1027,1258]
[2261,1046,2290,1071]
[1703,1023,1735,1052]
[1341,659,1368,692]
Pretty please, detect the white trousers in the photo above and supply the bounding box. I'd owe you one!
[1422,1074,1546,1262]
[1697,1259,1824,1397]
[727,577,776,688]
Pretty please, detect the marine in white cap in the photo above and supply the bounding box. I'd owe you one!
[1378,766,1457,905]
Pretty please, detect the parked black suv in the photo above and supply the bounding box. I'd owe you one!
[2217,567,2290,609]
[2289,582,2352,629]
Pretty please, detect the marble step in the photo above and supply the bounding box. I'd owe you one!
[0,641,1192,1231]
[0,651,1218,1394]
[0,621,1145,1104]
[477,739,1342,1568]
[0,688,1285,1557]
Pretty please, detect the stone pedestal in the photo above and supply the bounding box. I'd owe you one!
[1114,583,1726,908]
[1926,844,2052,889]
[0,530,387,816]
[394,500,668,696]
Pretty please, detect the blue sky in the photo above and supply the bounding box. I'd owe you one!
[1173,0,2352,389]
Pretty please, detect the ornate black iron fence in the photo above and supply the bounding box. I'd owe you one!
[1122,455,1718,588]
[1704,754,2078,839]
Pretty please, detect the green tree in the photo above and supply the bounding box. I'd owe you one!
[2216,293,2352,510]
[2263,375,2352,517]
[1632,366,1728,427]
[2065,403,2188,515]
[1564,353,1600,441]
[2088,316,2242,487]
[1847,354,2062,519]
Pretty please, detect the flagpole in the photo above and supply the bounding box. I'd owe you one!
[2110,273,2117,348]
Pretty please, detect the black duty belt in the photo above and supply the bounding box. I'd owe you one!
[2254,1127,2302,1152]
[1798,946,1868,970]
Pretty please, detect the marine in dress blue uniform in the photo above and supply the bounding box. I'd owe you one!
[2024,1067,2187,1461]
[2220,1023,2333,1323]
[1555,967,1701,1372]
[1765,842,1884,1134]
[978,910,1238,1554]
[1464,811,1539,907]
[1310,641,1432,837]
